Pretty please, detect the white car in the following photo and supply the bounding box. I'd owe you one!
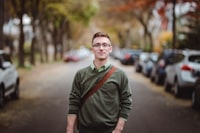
[135,52,150,73]
[142,52,158,77]
[164,49,200,97]
[192,70,200,109]
[0,50,20,108]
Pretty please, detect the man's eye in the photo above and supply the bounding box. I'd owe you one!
[93,44,100,47]
[92,43,111,48]
[102,43,107,47]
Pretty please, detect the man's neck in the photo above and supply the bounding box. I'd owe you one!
[94,59,108,69]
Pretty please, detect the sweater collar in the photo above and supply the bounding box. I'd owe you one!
[91,61,111,72]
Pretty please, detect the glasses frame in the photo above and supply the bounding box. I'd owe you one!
[92,43,111,48]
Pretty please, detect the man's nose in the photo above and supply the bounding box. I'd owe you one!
[99,45,104,49]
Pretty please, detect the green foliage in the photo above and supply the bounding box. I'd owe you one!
[69,0,99,25]
[45,0,98,26]
[46,3,69,16]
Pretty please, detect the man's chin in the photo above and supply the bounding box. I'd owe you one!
[98,57,107,60]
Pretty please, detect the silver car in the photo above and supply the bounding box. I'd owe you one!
[164,49,200,97]
[0,50,20,108]
[142,52,158,77]
[192,70,200,109]
[135,52,150,73]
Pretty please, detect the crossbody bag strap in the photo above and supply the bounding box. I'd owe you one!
[81,66,116,107]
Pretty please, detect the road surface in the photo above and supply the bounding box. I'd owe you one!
[0,56,200,133]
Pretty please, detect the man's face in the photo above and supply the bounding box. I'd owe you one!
[92,37,112,60]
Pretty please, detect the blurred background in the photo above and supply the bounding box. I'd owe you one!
[0,0,200,67]
[1,1,200,132]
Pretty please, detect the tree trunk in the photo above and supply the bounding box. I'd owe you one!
[0,0,4,49]
[53,28,58,61]
[43,27,48,62]
[30,21,36,65]
[147,31,153,52]
[143,21,153,51]
[18,0,25,67]
[172,0,176,49]
[39,20,48,62]
[144,25,149,50]
[59,20,67,59]
[66,20,72,51]
[30,0,39,65]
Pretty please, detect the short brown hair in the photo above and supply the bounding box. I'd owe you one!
[92,32,111,43]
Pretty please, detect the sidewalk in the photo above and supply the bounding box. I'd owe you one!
[17,61,62,81]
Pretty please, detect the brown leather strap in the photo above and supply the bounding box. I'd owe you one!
[81,66,116,107]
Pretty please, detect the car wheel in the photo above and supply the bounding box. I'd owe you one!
[164,78,171,92]
[11,81,20,100]
[155,74,161,85]
[135,67,140,72]
[150,74,154,82]
[136,66,141,73]
[174,81,182,98]
[0,88,4,108]
[146,70,151,77]
[192,90,200,109]
[192,91,197,108]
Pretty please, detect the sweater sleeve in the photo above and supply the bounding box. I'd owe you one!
[118,71,132,120]
[68,71,82,115]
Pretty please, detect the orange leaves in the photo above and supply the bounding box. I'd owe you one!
[110,0,157,12]
[157,6,166,16]
[110,0,199,13]
[109,0,134,12]
[133,0,157,8]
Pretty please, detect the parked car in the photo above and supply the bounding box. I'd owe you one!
[164,49,200,97]
[142,52,159,77]
[0,50,20,108]
[135,52,150,73]
[63,50,79,62]
[150,49,175,85]
[135,52,159,77]
[63,47,91,62]
[110,47,123,60]
[119,48,142,65]
[192,70,200,109]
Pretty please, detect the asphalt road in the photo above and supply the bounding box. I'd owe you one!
[0,56,200,133]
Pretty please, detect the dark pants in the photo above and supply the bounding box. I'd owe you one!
[79,131,112,133]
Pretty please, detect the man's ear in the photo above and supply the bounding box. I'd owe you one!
[109,46,113,53]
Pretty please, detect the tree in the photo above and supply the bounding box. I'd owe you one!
[3,0,98,66]
[110,0,158,51]
[157,0,198,49]
[28,0,40,65]
[0,0,4,49]
[178,1,200,49]
[110,0,198,50]
[10,0,26,67]
[45,0,98,60]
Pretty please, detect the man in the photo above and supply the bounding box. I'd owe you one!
[66,32,132,133]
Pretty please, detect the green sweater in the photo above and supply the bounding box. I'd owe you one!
[68,65,132,133]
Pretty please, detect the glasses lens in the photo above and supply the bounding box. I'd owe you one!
[93,43,111,48]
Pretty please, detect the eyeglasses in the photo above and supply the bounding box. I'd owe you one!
[92,43,111,48]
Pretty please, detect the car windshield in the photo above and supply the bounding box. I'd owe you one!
[189,55,200,63]
[140,53,149,60]
[150,53,158,62]
[121,49,141,54]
